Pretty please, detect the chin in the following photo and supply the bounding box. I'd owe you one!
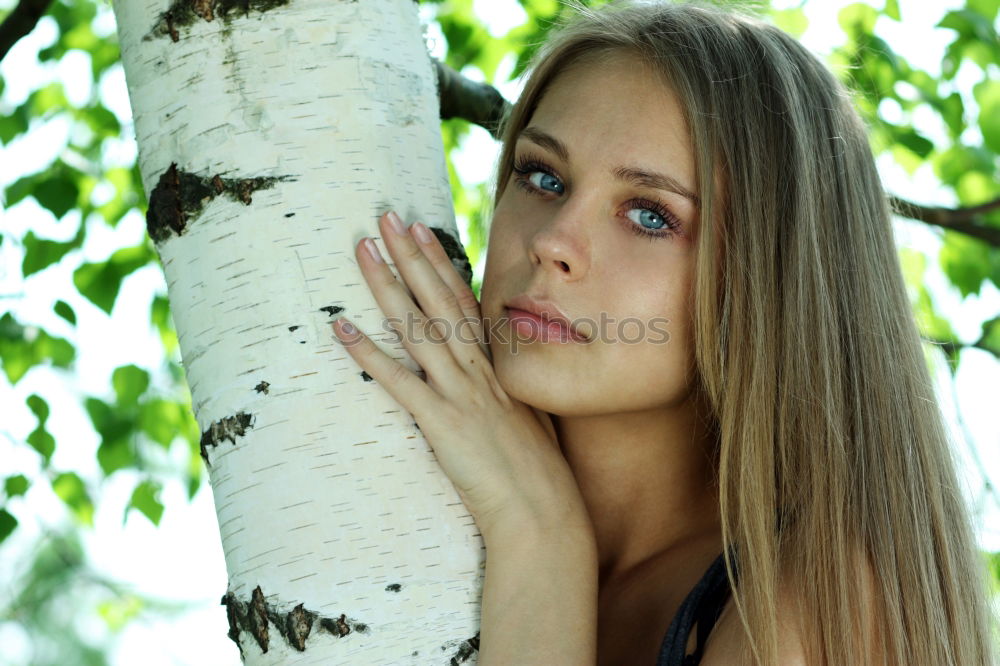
[490,355,589,417]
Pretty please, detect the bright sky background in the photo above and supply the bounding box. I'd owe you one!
[0,0,996,663]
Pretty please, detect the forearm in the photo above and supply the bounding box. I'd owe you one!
[478,524,599,665]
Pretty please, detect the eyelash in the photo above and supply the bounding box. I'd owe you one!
[510,154,682,241]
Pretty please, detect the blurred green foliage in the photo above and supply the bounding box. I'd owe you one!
[0,0,997,661]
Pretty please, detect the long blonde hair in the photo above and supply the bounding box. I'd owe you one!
[490,2,995,663]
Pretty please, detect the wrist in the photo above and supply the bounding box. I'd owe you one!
[480,509,596,553]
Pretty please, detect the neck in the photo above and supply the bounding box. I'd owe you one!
[553,390,721,585]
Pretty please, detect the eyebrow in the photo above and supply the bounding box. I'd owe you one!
[517,126,701,207]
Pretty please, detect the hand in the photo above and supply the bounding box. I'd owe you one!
[331,211,591,539]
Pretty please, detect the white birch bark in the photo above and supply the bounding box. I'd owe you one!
[111,1,484,663]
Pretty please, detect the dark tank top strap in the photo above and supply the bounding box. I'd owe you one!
[656,547,739,666]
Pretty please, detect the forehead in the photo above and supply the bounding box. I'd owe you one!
[526,54,694,174]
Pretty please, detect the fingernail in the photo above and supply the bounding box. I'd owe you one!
[387,211,406,236]
[412,222,434,244]
[338,319,356,335]
[364,237,384,263]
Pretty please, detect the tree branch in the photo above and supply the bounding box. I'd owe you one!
[434,58,510,140]
[0,0,53,64]
[891,196,1000,248]
[433,64,1000,248]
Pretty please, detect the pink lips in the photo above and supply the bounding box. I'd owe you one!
[505,307,588,343]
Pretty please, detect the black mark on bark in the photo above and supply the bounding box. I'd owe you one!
[224,590,247,659]
[448,632,480,664]
[146,163,293,243]
[360,371,373,382]
[248,585,270,652]
[199,411,254,463]
[223,587,368,654]
[147,0,291,42]
[318,613,368,637]
[288,325,300,332]
[254,381,269,394]
[267,602,315,652]
[385,583,401,592]
[429,227,473,287]
[284,212,296,218]
[319,305,345,317]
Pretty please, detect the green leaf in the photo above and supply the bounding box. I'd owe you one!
[112,365,150,408]
[28,83,69,119]
[89,39,121,80]
[85,397,137,475]
[940,233,991,297]
[21,230,79,277]
[915,285,957,343]
[37,332,74,368]
[72,260,118,314]
[27,428,56,464]
[139,398,186,448]
[932,146,993,187]
[53,300,76,325]
[938,9,997,43]
[128,480,164,525]
[79,104,121,138]
[74,242,156,314]
[97,439,135,476]
[967,0,998,22]
[839,3,878,35]
[4,475,29,498]
[150,294,179,356]
[0,509,16,544]
[33,177,80,220]
[0,315,75,384]
[4,173,41,208]
[52,472,94,526]
[939,92,965,138]
[0,103,30,144]
[974,80,1000,154]
[978,318,1000,357]
[898,247,926,290]
[98,594,144,632]
[884,0,900,21]
[956,171,998,207]
[771,8,808,38]
[26,393,56,464]
[894,128,934,158]
[27,393,50,422]
[3,160,84,218]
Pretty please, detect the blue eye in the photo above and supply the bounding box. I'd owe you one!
[511,154,682,241]
[622,198,682,241]
[527,171,564,194]
[626,208,668,231]
[513,163,565,195]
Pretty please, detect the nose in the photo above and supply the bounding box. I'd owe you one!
[527,204,591,279]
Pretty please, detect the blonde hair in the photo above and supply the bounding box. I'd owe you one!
[490,1,995,663]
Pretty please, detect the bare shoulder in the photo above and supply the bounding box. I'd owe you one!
[699,554,883,665]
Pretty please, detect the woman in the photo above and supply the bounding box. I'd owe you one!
[332,1,995,663]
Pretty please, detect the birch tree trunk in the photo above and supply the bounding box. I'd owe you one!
[112,1,483,662]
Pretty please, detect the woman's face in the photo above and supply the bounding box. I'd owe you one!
[479,53,702,417]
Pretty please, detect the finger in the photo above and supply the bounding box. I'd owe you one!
[407,220,489,361]
[332,316,436,414]
[355,235,462,383]
[379,212,489,366]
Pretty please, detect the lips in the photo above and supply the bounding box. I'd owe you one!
[504,294,588,342]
